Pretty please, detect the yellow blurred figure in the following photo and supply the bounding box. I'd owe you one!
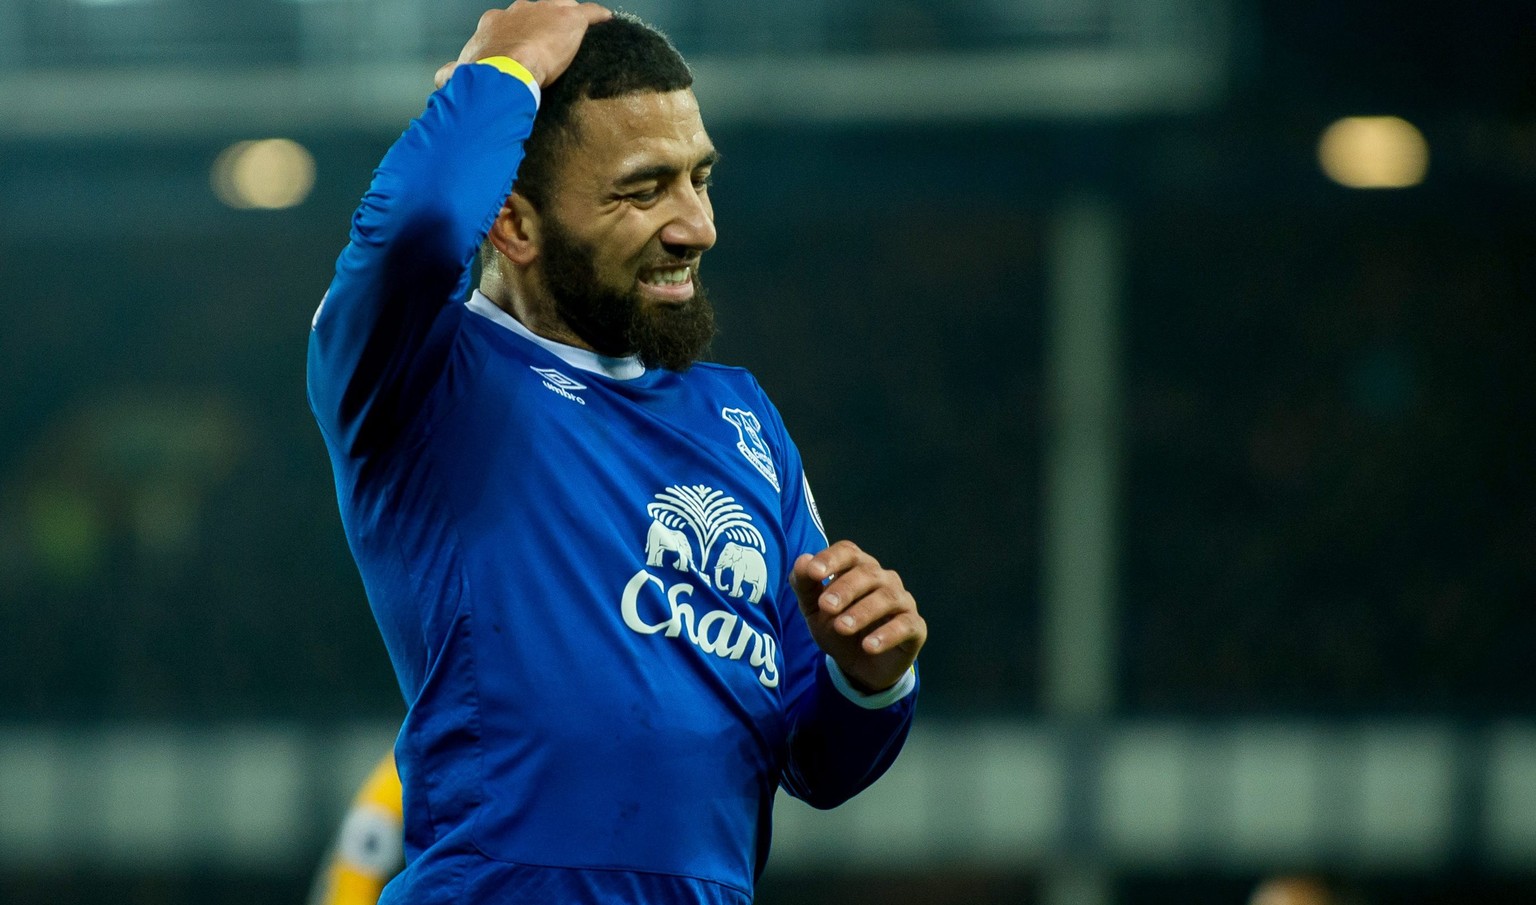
[309,753,405,905]
[1249,875,1336,905]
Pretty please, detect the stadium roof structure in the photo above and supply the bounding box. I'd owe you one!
[0,46,1227,139]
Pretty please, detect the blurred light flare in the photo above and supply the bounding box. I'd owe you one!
[1318,116,1429,189]
[211,138,316,210]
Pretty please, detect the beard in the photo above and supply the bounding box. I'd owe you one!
[539,214,717,372]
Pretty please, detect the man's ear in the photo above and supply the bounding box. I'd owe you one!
[488,191,541,266]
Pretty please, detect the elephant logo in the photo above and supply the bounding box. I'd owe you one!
[714,541,768,604]
[645,520,695,572]
[721,407,779,491]
[644,484,770,605]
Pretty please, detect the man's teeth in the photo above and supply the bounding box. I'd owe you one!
[646,267,690,286]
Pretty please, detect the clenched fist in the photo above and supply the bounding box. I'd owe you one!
[790,541,926,694]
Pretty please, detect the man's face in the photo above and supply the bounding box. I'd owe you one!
[536,89,719,371]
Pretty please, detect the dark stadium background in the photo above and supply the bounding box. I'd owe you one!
[0,0,1532,903]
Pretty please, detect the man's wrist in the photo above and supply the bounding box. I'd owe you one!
[472,56,542,106]
[825,655,917,710]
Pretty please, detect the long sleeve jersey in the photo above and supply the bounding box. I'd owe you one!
[306,61,917,904]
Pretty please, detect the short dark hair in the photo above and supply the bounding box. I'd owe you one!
[513,14,693,210]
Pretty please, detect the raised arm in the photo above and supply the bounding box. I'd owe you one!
[307,1,609,457]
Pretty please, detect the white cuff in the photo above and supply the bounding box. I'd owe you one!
[825,655,916,710]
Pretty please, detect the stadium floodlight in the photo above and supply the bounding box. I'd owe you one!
[211,138,316,210]
[1318,116,1430,189]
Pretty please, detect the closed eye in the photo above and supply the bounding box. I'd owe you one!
[609,181,665,207]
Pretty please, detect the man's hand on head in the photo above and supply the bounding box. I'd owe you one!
[790,541,926,695]
[435,0,612,90]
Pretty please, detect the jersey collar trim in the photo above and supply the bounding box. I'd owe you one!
[467,290,646,381]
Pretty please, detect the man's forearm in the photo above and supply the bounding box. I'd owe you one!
[781,658,919,810]
[307,62,538,452]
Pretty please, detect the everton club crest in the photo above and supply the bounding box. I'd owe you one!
[720,407,780,492]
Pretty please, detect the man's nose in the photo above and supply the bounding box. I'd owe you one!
[660,189,717,252]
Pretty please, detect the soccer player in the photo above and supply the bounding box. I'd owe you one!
[308,754,404,905]
[306,3,927,903]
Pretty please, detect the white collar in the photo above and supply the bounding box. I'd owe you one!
[467,290,646,381]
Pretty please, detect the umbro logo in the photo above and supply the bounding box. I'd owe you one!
[531,366,587,405]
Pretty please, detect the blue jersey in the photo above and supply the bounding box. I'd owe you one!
[307,62,917,904]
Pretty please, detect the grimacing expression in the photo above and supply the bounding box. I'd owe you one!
[540,211,716,371]
[536,89,720,370]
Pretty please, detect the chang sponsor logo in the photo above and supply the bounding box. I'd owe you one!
[621,484,779,687]
[621,572,779,688]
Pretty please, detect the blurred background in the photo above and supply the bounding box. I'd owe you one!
[1,0,1532,902]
